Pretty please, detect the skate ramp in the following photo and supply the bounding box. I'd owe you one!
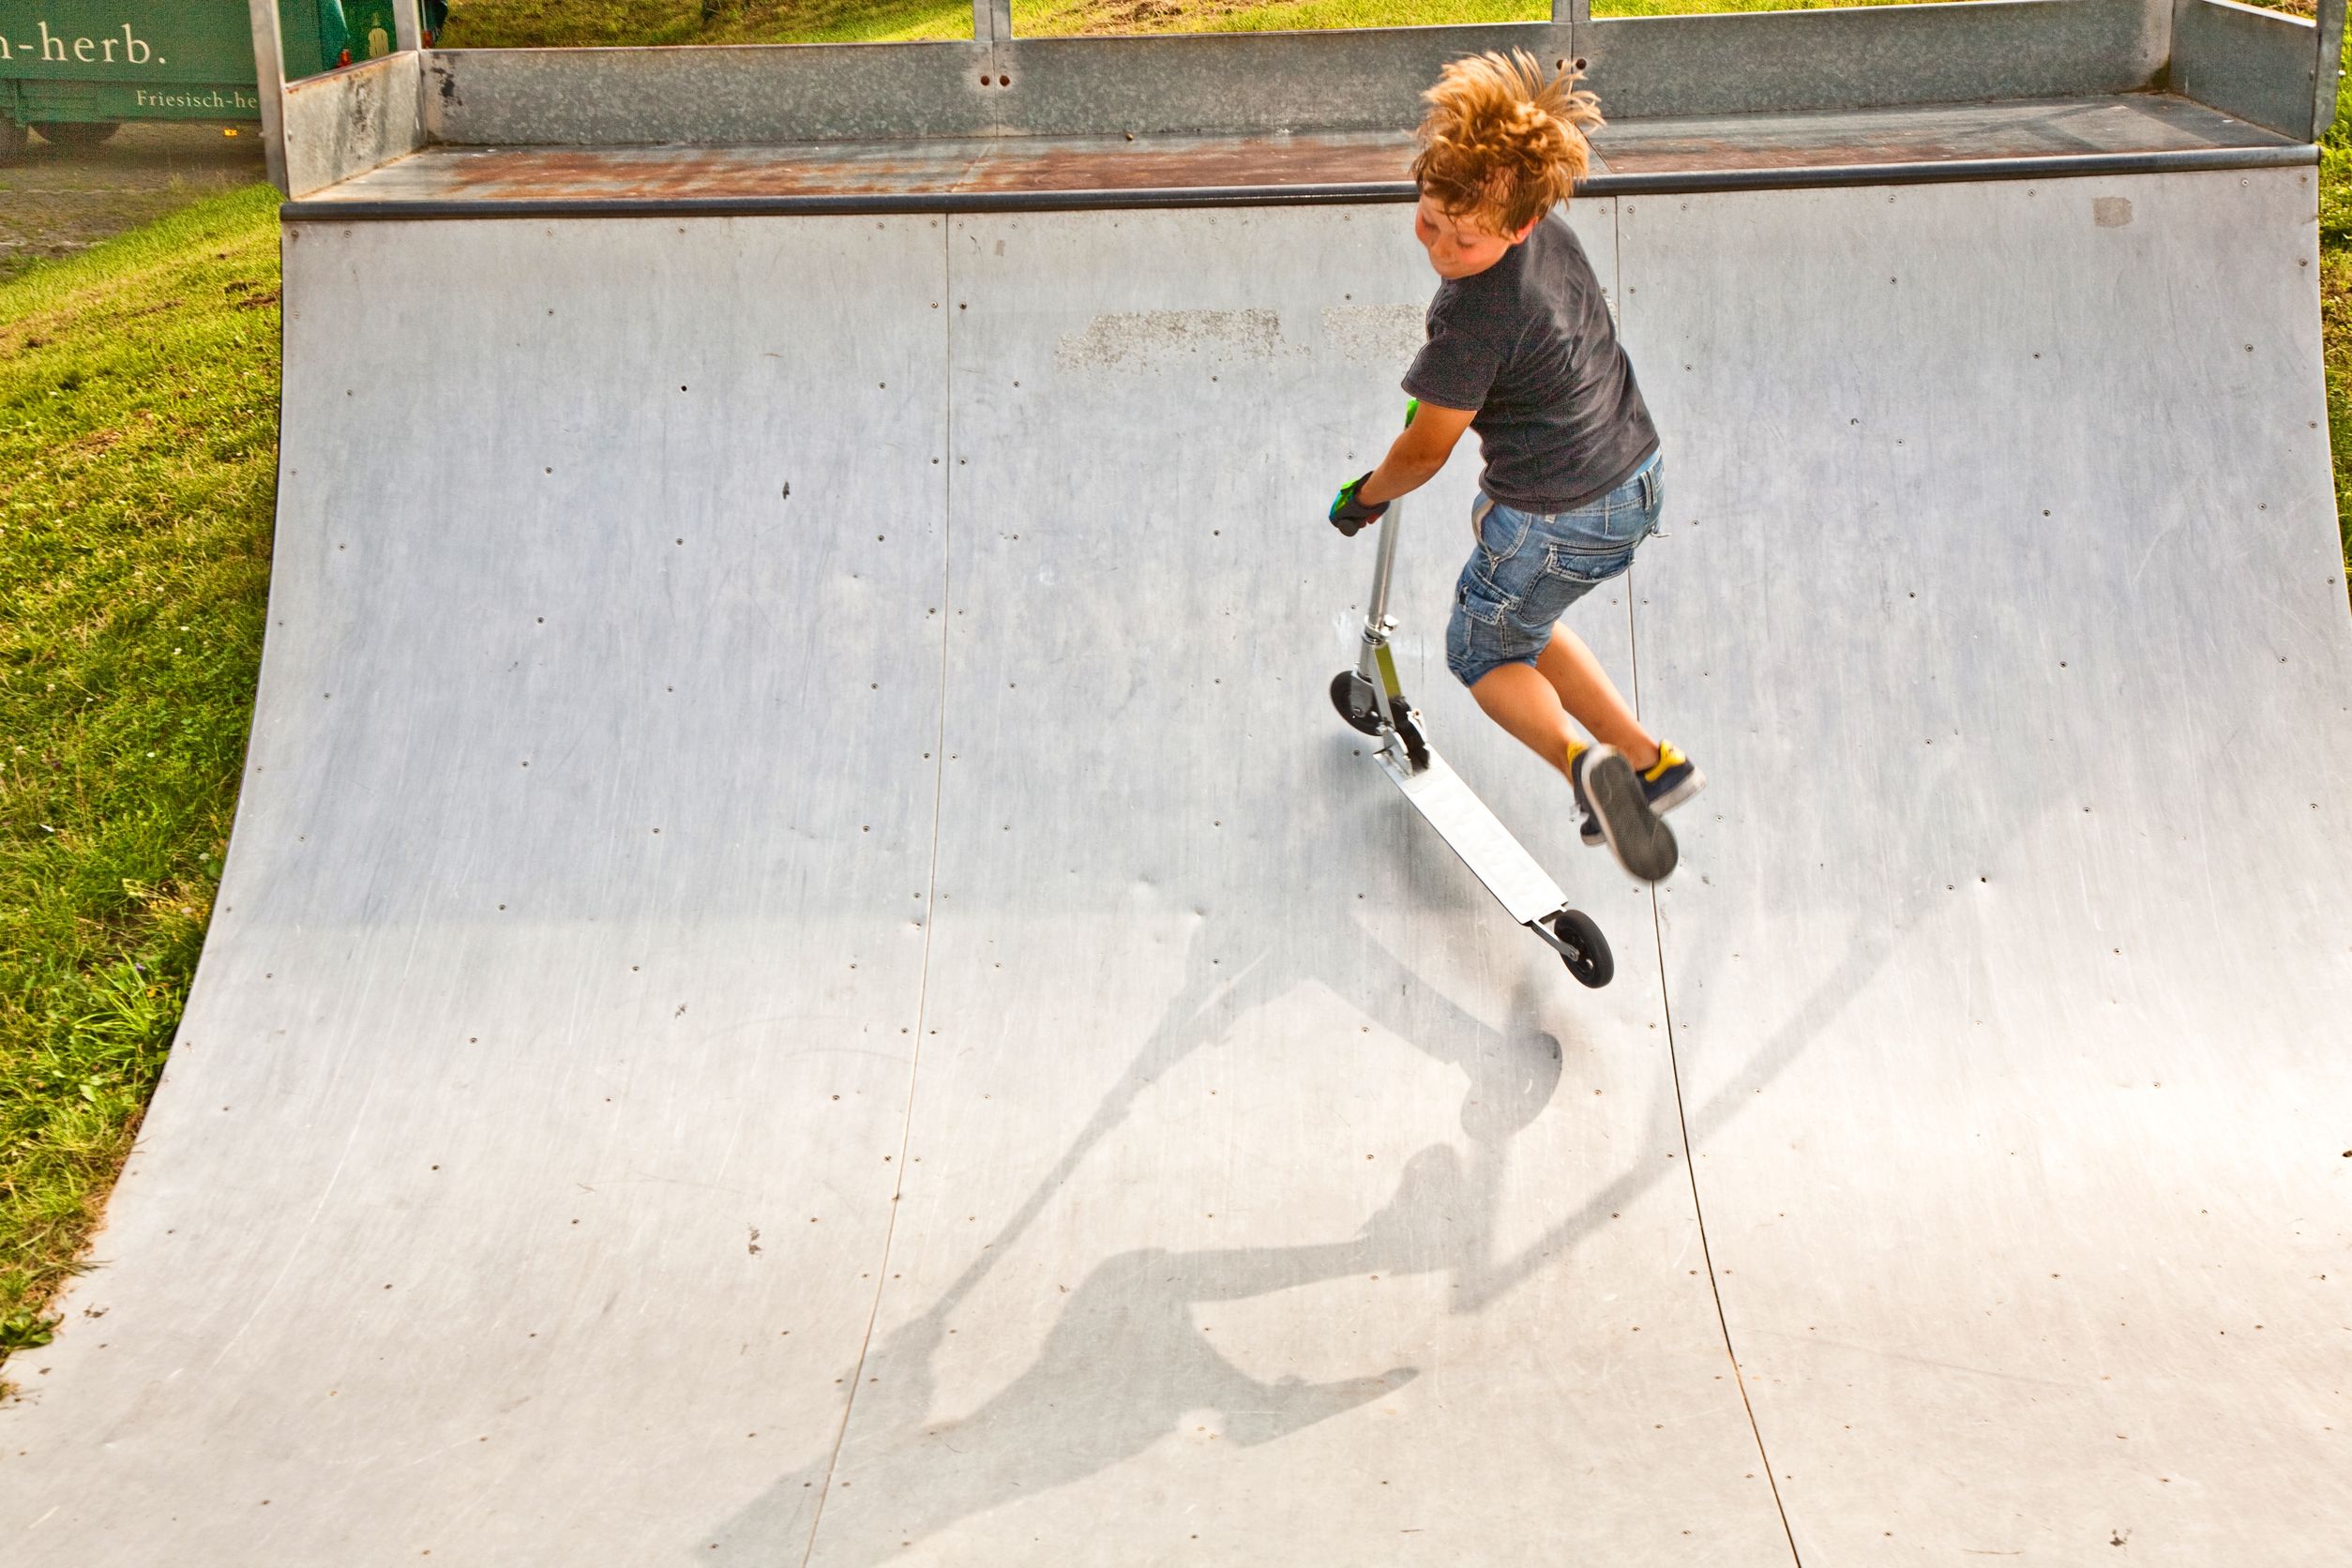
[1625,170,2352,1559]
[2,171,2348,1565]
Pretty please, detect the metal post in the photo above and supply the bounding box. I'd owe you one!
[394,0,425,54]
[247,0,289,194]
[2315,0,2346,143]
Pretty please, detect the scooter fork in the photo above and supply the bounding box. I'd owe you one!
[1353,497,1426,769]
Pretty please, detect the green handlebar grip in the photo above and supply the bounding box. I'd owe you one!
[1405,398,1419,429]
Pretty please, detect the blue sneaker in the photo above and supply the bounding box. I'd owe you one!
[1579,741,1703,850]
[1568,741,1678,882]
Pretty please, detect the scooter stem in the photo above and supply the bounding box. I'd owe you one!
[1358,497,1404,680]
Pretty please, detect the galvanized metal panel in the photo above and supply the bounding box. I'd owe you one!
[1584,0,2165,120]
[2171,0,2322,139]
[281,49,423,196]
[0,215,955,1563]
[1621,167,2352,1563]
[422,4,2164,150]
[248,0,290,191]
[2319,0,2347,142]
[988,25,1575,139]
[770,201,1793,1566]
[420,40,1004,146]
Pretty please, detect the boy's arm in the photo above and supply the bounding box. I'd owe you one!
[1358,400,1475,505]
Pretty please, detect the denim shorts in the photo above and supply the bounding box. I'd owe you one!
[1444,453,1664,687]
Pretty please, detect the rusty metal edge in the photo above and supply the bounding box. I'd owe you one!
[278,143,2314,222]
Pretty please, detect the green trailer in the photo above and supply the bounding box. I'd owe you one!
[0,2,426,156]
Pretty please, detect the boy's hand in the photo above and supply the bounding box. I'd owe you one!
[1330,472,1388,536]
[1334,402,1474,536]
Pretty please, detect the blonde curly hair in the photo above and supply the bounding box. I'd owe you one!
[1410,51,1604,237]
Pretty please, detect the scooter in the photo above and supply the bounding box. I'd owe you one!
[1329,492,1614,988]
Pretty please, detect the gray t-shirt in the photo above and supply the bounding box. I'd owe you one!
[1402,210,1659,513]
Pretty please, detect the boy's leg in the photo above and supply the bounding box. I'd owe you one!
[1466,663,1581,781]
[1534,627,1659,772]
[1463,637,1655,779]
[1469,659,1677,880]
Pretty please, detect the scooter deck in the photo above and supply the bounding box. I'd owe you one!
[1374,742,1567,927]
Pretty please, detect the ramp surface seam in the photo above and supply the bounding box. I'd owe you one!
[1623,542,1804,1564]
[1653,885,1805,1567]
[798,223,962,1568]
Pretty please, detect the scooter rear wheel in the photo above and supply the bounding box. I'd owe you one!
[1329,671,1385,737]
[1550,910,1614,988]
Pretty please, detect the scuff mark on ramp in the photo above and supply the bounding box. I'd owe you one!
[1319,302,1425,366]
[1054,309,1293,372]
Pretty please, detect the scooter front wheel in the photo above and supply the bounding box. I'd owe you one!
[1550,910,1614,988]
[1329,670,1385,737]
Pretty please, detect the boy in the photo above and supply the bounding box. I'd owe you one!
[1329,51,1702,883]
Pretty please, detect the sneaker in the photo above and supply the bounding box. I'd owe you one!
[1569,741,1679,882]
[1581,740,1705,846]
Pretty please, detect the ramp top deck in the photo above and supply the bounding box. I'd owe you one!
[282,91,2304,219]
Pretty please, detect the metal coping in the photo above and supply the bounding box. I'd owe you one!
[278,143,2314,222]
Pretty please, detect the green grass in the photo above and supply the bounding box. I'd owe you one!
[1006,0,1937,38]
[0,186,281,1368]
[2322,51,2352,579]
[440,0,971,46]
[1,9,2347,1395]
[0,125,267,288]
[440,0,1958,47]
